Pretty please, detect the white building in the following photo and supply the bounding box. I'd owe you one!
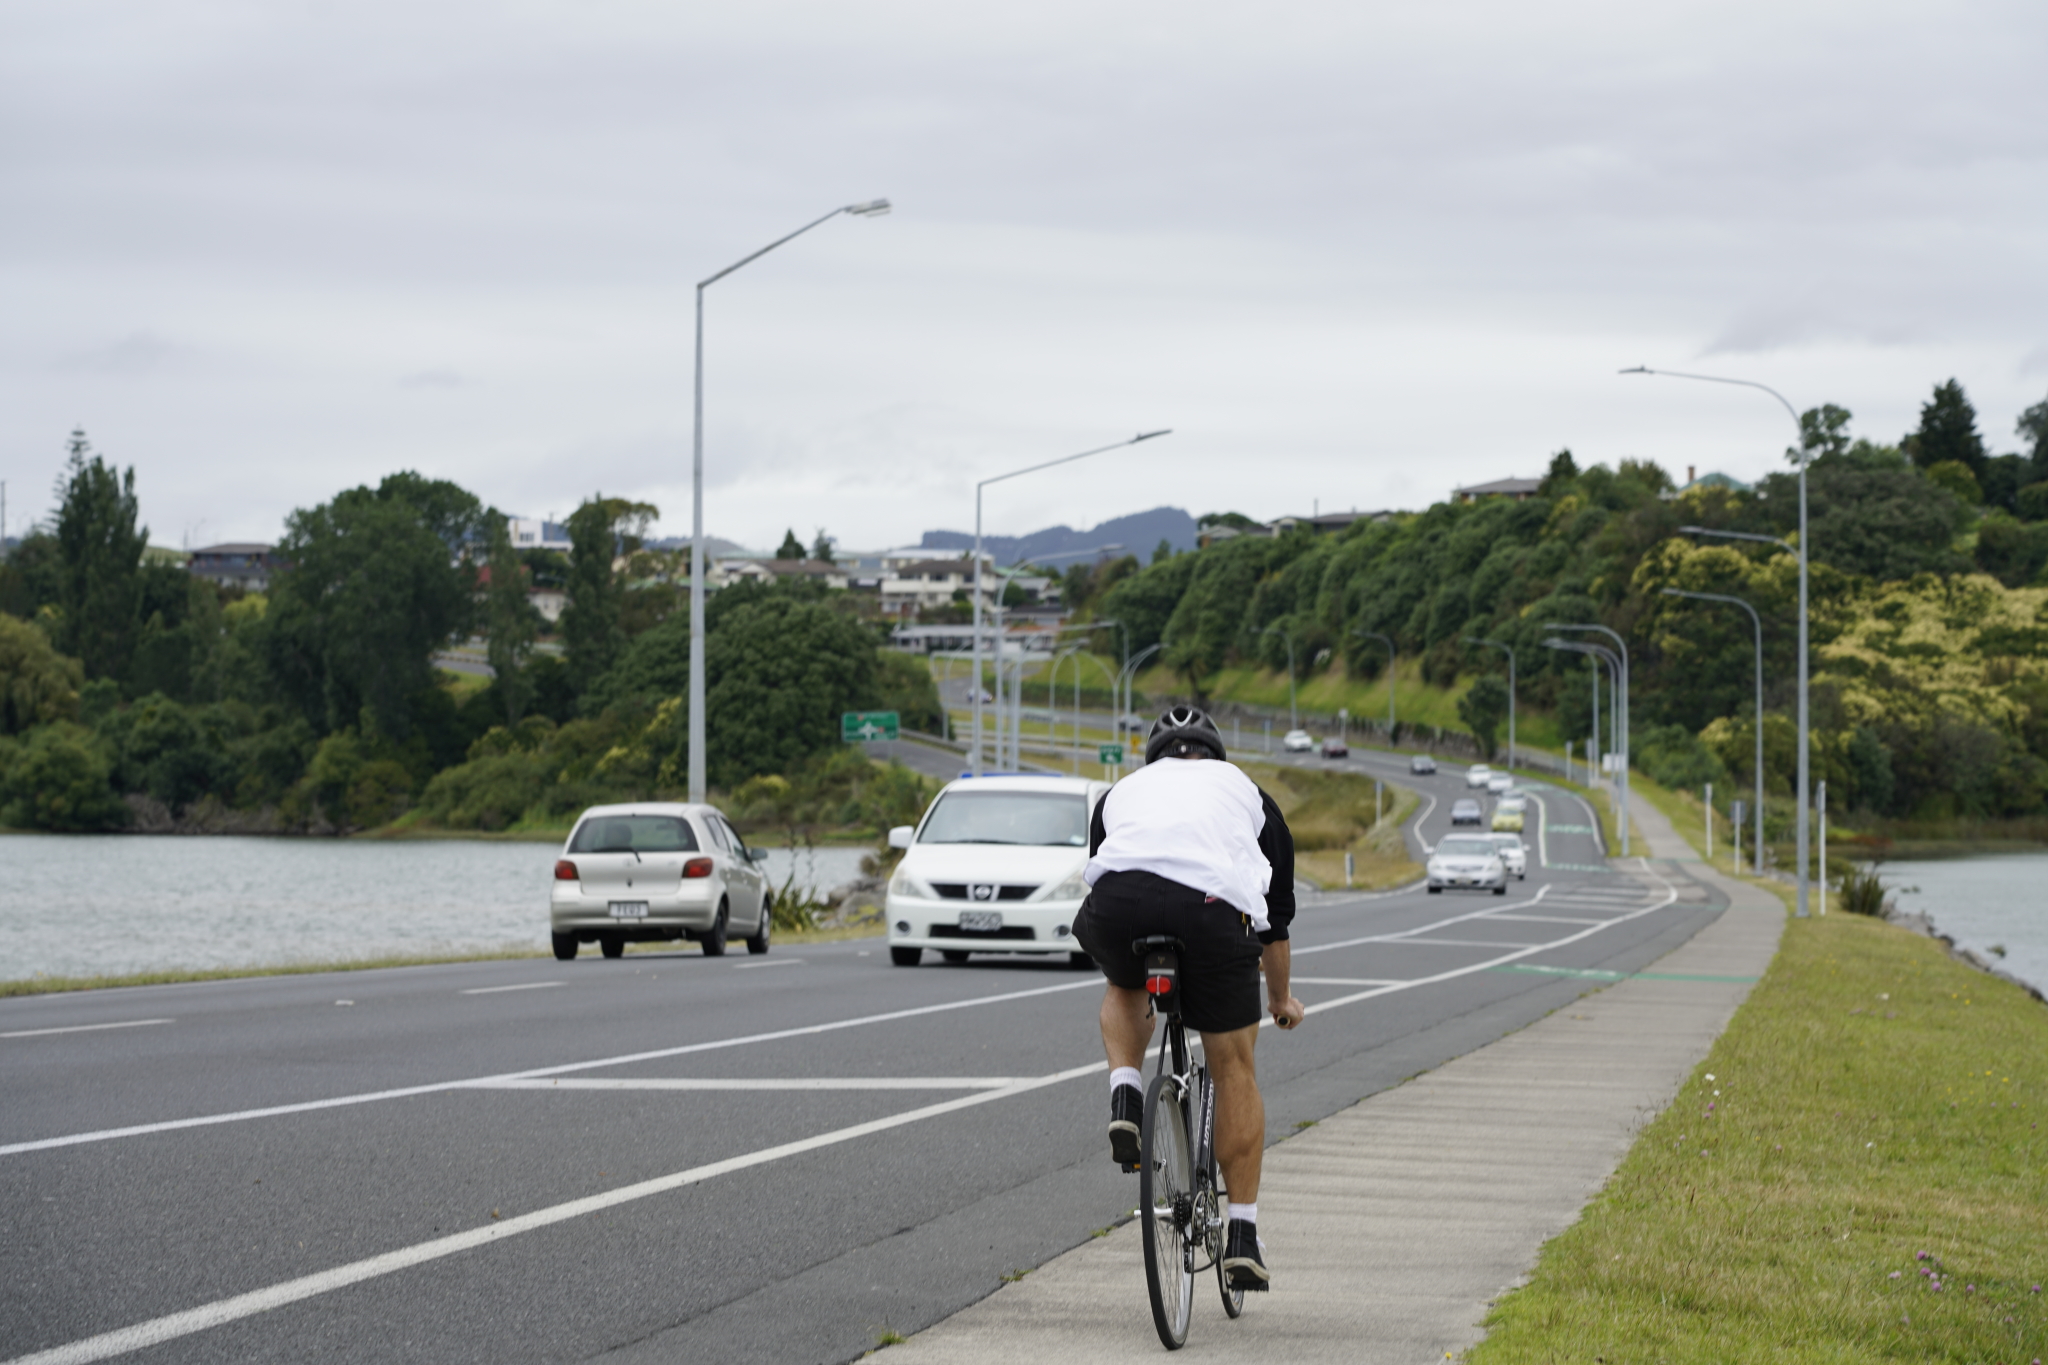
[507,517,573,552]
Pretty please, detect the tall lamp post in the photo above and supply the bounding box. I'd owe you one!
[1542,638,1614,772]
[1544,629,1629,856]
[1351,630,1395,743]
[1260,623,1298,730]
[1623,365,1811,914]
[972,433,1170,774]
[689,197,892,801]
[1661,587,1766,873]
[1116,642,1165,763]
[1462,637,1516,771]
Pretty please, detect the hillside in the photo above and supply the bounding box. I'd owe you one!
[919,506,1198,565]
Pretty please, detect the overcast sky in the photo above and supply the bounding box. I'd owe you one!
[5,0,2044,553]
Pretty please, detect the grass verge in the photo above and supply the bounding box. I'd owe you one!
[1467,910,2048,1364]
[1238,761,1423,891]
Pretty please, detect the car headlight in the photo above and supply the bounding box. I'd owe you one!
[888,868,937,899]
[1040,865,1091,901]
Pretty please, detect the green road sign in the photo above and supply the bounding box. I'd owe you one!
[1098,743,1124,764]
[841,711,900,743]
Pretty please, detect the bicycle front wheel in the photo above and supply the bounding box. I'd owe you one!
[1140,1073,1195,1349]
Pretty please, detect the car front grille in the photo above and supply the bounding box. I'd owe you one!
[930,925,1038,940]
[931,884,1039,901]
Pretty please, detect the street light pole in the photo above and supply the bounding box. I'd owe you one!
[1462,637,1516,771]
[972,433,1170,775]
[1544,631,1629,855]
[1661,588,1766,874]
[1624,365,1811,915]
[689,197,891,802]
[1351,630,1395,743]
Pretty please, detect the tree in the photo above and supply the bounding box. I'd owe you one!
[0,614,83,733]
[561,497,636,695]
[1751,440,1967,581]
[1924,460,1982,506]
[1457,673,1509,760]
[776,528,806,561]
[810,530,835,565]
[1537,448,1579,496]
[0,723,126,830]
[51,430,147,680]
[1152,538,1174,565]
[1794,405,1854,462]
[266,476,481,737]
[484,515,537,725]
[1903,379,1987,479]
[2018,391,2048,486]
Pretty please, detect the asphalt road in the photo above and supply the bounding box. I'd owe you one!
[1,765,1721,1365]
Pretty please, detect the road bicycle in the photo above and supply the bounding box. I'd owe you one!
[1131,934,1244,1349]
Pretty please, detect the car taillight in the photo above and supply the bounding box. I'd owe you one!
[683,857,714,879]
[554,860,578,881]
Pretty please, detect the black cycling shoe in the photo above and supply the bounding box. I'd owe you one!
[1222,1219,1270,1290]
[1109,1084,1143,1169]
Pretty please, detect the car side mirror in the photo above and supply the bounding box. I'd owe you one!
[747,847,770,863]
[887,825,914,850]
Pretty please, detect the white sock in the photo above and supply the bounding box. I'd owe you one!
[1228,1201,1258,1225]
[1110,1067,1143,1094]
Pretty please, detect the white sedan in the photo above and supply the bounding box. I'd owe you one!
[1486,772,1515,794]
[1465,764,1492,788]
[1427,834,1508,895]
[1489,833,1528,879]
[1282,729,1315,752]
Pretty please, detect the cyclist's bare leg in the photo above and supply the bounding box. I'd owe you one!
[1200,1023,1262,1203]
[1100,984,1156,1071]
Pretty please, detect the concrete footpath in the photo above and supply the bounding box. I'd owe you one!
[885,790,1786,1363]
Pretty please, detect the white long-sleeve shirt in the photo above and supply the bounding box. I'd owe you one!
[1083,758,1277,932]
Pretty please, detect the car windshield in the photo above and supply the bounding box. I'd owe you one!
[1452,800,1480,812]
[1492,836,1523,850]
[919,791,1089,846]
[1437,837,1497,857]
[570,815,700,854]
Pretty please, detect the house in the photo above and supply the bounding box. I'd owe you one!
[507,517,572,553]
[875,557,994,618]
[1453,477,1543,504]
[188,544,286,592]
[714,558,851,591]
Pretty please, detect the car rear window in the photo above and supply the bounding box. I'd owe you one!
[570,815,701,853]
[919,792,1088,846]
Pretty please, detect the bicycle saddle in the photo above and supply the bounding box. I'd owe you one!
[1130,934,1187,955]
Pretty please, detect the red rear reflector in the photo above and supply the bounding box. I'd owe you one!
[683,857,714,879]
[554,860,578,881]
[1145,975,1174,995]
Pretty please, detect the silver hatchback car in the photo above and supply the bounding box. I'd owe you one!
[551,803,771,960]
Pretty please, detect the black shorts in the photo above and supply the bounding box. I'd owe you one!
[1074,871,1264,1035]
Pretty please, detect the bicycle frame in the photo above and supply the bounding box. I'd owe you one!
[1152,990,1226,1277]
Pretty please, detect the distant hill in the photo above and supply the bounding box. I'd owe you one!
[920,506,1197,567]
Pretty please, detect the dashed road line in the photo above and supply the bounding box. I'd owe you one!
[2,1019,172,1040]
[459,982,563,996]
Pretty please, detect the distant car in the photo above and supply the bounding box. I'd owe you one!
[1282,729,1315,753]
[1450,798,1484,826]
[1320,736,1349,758]
[1490,807,1525,833]
[1409,754,1437,775]
[1427,834,1508,895]
[1495,793,1528,815]
[1486,772,1514,795]
[551,804,772,961]
[1465,764,1492,788]
[884,773,1110,967]
[1489,833,1528,879]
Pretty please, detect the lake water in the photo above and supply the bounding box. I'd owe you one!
[0,835,873,983]
[1884,852,2048,998]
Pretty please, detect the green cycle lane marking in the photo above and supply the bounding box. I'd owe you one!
[1546,824,1596,833]
[1492,963,1759,984]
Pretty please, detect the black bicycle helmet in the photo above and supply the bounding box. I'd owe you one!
[1144,705,1227,764]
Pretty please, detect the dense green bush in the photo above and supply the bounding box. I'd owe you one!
[0,724,126,831]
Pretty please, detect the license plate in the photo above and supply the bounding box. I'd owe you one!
[609,901,649,919]
[958,910,1003,933]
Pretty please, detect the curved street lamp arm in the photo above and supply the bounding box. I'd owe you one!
[699,201,890,290]
[1679,525,1796,551]
[1618,366,1800,431]
[977,431,1172,495]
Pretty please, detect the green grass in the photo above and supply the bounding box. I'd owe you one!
[1467,911,2048,1365]
[1238,761,1423,891]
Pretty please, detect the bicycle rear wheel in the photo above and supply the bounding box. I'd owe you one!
[1140,1072,1195,1349]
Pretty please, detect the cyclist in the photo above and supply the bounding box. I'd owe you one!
[1074,705,1304,1291]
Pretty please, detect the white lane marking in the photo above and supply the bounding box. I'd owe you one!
[1289,977,1405,987]
[459,982,563,996]
[1482,914,1606,926]
[1533,791,1549,867]
[6,864,1689,1364]
[474,1077,1020,1091]
[1374,937,1546,950]
[1,1019,172,1040]
[0,1060,1105,1365]
[1294,884,1553,957]
[732,959,804,970]
[0,977,1102,1158]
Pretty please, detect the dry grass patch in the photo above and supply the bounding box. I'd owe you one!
[1237,761,1422,891]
